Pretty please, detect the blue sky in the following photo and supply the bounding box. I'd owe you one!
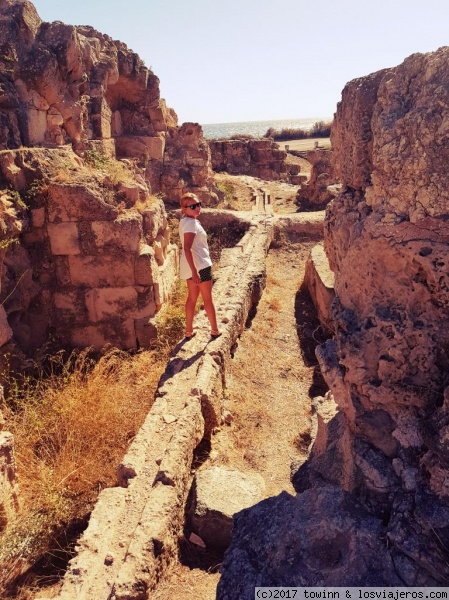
[31,0,449,125]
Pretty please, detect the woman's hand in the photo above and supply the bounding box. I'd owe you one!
[191,270,201,284]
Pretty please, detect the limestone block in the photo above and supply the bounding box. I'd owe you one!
[53,289,83,316]
[0,306,13,347]
[90,97,112,138]
[0,431,18,525]
[111,110,123,136]
[71,317,136,350]
[68,253,135,287]
[47,222,80,255]
[153,235,165,266]
[85,287,133,323]
[134,317,158,348]
[153,245,178,307]
[22,228,45,244]
[91,215,142,252]
[115,135,165,161]
[26,108,47,145]
[135,244,157,285]
[85,287,155,322]
[54,256,71,287]
[188,466,265,550]
[142,204,164,244]
[115,181,142,205]
[303,243,335,331]
[47,108,64,127]
[148,101,169,132]
[31,207,45,228]
[47,184,119,223]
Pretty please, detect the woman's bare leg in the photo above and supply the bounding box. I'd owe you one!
[198,280,219,333]
[185,279,200,335]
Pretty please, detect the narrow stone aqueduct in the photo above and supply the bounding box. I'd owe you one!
[3,0,449,596]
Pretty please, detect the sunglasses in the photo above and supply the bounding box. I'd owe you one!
[187,202,201,210]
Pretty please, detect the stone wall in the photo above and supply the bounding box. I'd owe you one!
[0,147,177,356]
[324,47,449,504]
[209,138,301,183]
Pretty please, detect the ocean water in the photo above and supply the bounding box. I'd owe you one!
[201,117,330,140]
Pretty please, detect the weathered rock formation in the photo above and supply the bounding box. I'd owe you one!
[209,137,302,183]
[162,122,218,205]
[296,148,338,210]
[218,47,449,595]
[0,0,217,204]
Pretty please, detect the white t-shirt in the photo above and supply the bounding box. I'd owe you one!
[178,216,213,279]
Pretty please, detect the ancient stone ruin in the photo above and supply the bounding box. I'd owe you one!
[217,47,449,594]
[209,137,302,184]
[0,0,221,360]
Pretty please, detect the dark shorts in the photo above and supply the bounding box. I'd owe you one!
[190,266,213,282]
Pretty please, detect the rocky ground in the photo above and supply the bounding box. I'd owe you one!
[151,166,329,600]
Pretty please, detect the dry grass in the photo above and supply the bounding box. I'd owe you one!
[83,150,136,185]
[0,289,188,597]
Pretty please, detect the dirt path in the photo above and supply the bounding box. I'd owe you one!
[215,240,317,496]
[153,215,326,599]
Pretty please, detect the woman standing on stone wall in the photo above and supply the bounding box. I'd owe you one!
[179,193,221,340]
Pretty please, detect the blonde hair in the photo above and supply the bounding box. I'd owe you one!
[180,192,199,208]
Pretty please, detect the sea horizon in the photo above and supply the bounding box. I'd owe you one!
[200,116,332,140]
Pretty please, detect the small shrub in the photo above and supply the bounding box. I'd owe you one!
[216,181,238,209]
[263,120,332,141]
[152,281,187,349]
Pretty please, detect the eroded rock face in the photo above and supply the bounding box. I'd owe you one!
[162,122,218,205]
[218,487,403,597]
[325,47,449,501]
[218,47,449,594]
